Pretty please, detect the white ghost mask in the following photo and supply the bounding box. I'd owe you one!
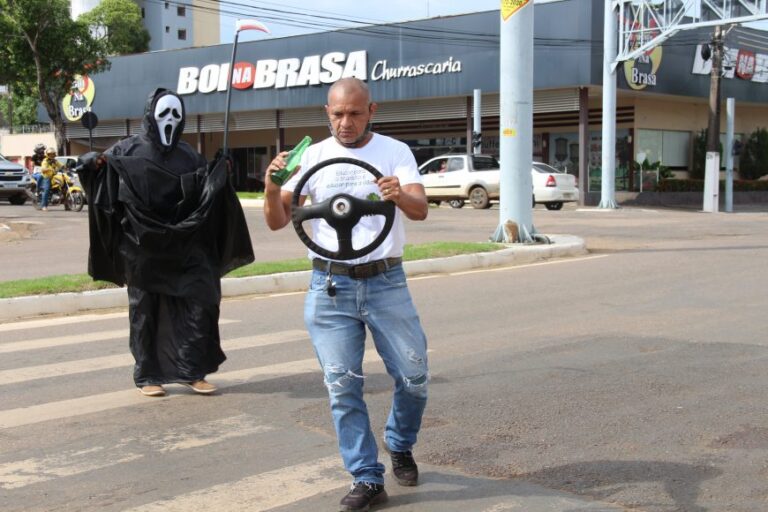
[153,94,183,148]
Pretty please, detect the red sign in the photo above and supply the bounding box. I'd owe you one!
[231,62,256,89]
[736,49,756,80]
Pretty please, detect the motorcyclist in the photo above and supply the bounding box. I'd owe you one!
[39,147,63,211]
[31,143,46,191]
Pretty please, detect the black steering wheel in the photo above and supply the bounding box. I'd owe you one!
[291,157,396,260]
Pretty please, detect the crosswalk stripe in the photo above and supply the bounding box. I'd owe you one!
[122,455,347,512]
[0,353,131,385]
[0,319,240,354]
[0,414,273,490]
[0,329,127,353]
[0,352,384,430]
[0,312,127,333]
[0,329,309,386]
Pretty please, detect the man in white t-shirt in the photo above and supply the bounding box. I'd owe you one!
[263,77,429,512]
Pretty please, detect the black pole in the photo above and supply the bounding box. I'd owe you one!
[88,128,93,152]
[8,84,14,134]
[222,31,240,157]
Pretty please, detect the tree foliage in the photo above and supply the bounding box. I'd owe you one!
[0,84,40,127]
[0,0,109,152]
[78,0,150,55]
[738,127,768,180]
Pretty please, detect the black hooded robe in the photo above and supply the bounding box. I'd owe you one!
[79,89,254,387]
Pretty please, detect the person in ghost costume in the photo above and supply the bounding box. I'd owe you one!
[78,88,254,397]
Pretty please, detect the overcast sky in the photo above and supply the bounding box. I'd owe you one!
[217,1,767,45]
[218,0,501,43]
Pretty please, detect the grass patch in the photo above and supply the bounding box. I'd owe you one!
[225,258,311,278]
[403,241,500,260]
[236,191,265,199]
[0,274,119,299]
[0,241,503,299]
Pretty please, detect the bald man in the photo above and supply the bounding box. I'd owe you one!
[263,78,429,511]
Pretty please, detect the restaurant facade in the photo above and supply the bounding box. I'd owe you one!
[59,0,768,195]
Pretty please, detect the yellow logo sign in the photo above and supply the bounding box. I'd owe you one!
[501,0,530,21]
[623,45,662,90]
[622,20,662,90]
[62,75,96,122]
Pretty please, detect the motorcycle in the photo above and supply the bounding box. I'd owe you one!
[27,167,86,212]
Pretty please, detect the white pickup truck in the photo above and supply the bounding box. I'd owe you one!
[418,154,578,210]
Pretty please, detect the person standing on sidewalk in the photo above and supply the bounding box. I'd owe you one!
[263,77,430,512]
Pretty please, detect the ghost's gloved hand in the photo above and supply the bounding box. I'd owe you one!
[78,152,106,173]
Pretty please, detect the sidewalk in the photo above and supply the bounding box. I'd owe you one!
[0,234,586,322]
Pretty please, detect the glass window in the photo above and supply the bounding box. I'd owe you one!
[178,29,187,40]
[420,159,447,175]
[446,158,463,172]
[636,129,662,164]
[661,131,690,167]
[637,129,692,167]
[177,6,186,16]
[471,155,499,170]
[533,162,564,174]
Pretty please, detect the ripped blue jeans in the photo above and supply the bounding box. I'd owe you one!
[304,263,428,485]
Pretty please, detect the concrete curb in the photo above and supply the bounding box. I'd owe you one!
[0,234,585,322]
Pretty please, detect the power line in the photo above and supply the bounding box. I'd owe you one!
[133,1,761,53]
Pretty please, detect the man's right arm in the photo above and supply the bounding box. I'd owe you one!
[263,151,304,231]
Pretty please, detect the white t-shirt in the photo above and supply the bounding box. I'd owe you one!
[282,133,422,264]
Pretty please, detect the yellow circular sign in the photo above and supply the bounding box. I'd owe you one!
[62,75,96,121]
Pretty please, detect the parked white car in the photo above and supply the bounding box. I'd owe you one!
[530,162,579,210]
[418,154,579,210]
[419,154,501,209]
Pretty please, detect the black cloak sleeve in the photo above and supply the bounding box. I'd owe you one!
[82,155,254,296]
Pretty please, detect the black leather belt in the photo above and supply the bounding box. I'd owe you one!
[312,257,402,279]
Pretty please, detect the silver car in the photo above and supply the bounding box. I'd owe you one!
[0,154,32,205]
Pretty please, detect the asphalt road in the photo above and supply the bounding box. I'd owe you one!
[2,202,768,511]
[0,201,585,282]
[3,200,765,282]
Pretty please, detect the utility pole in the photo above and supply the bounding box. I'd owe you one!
[8,84,13,134]
[492,0,535,243]
[706,26,723,152]
[703,25,723,212]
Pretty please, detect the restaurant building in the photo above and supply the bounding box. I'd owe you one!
[60,0,768,197]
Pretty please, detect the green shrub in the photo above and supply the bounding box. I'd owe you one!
[691,129,722,180]
[739,127,768,180]
[657,179,768,192]
[657,179,704,192]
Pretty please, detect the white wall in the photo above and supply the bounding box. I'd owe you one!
[0,132,57,164]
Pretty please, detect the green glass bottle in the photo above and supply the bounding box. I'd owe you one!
[271,135,312,186]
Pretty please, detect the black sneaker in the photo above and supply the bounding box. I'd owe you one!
[384,444,419,487]
[339,482,388,512]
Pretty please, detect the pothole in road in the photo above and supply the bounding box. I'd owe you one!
[0,221,41,242]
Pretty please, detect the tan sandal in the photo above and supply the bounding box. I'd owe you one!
[184,380,217,394]
[139,385,166,397]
